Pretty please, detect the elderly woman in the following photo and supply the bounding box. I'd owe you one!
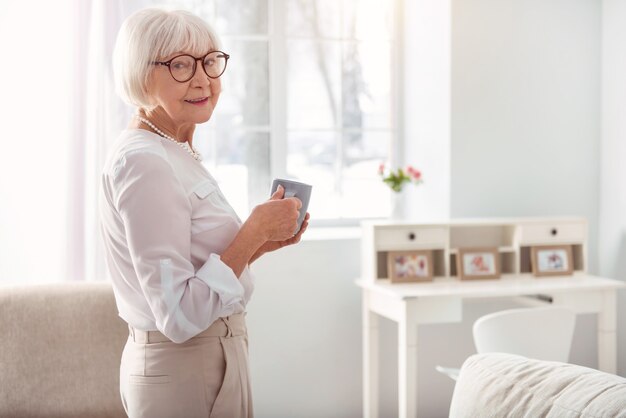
[99,8,308,418]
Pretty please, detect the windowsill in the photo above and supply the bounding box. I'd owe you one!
[302,226,362,241]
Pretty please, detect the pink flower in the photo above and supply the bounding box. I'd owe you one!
[380,163,424,192]
[407,166,421,180]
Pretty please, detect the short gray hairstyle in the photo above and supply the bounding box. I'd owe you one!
[113,8,221,109]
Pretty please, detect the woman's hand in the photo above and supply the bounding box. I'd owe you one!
[246,185,302,242]
[250,212,310,263]
[220,186,302,277]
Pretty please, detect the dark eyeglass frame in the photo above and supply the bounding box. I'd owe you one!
[152,50,230,83]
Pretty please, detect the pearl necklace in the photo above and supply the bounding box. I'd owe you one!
[135,115,202,161]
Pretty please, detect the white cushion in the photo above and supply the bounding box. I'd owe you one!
[449,353,626,417]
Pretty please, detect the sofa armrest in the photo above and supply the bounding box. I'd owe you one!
[449,353,626,418]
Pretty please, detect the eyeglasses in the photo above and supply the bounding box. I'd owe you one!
[152,51,230,83]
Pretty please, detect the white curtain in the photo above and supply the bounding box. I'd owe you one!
[0,1,74,282]
[66,0,148,282]
[0,0,189,283]
[0,0,154,283]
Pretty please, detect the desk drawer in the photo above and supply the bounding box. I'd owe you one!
[517,223,585,244]
[376,227,448,250]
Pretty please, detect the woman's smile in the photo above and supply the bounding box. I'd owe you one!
[184,96,210,106]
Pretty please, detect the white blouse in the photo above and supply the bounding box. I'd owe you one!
[99,129,254,343]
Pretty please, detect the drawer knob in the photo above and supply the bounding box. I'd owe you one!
[408,232,416,241]
[551,228,558,236]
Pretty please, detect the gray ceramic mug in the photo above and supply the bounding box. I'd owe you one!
[270,178,312,234]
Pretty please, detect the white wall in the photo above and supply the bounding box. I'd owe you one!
[247,1,612,417]
[451,0,601,262]
[600,0,626,376]
[247,237,363,418]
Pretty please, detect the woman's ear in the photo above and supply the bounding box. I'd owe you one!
[142,73,158,108]
[142,89,158,110]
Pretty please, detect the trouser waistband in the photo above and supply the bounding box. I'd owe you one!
[128,312,246,344]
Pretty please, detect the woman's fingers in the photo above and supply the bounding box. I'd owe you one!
[270,185,285,200]
[288,197,302,210]
[292,213,310,242]
[258,213,309,257]
[250,197,307,242]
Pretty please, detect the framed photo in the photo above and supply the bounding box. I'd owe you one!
[531,245,574,277]
[388,250,434,283]
[457,247,501,280]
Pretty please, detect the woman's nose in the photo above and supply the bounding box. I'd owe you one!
[191,61,210,85]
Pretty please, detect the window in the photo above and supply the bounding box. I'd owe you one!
[162,0,397,223]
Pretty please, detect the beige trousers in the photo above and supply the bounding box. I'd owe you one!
[120,313,253,418]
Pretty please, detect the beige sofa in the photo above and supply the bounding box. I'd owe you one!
[450,352,626,417]
[0,282,128,417]
[5,283,626,418]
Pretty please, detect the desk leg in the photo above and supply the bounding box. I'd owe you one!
[363,291,379,418]
[597,290,617,373]
[398,315,418,418]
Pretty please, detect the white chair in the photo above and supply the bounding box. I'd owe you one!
[436,306,576,381]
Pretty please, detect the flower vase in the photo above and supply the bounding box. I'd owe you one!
[390,192,404,221]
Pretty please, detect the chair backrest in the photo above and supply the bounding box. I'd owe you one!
[472,306,576,362]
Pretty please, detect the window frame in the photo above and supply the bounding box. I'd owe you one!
[181,0,403,226]
[269,0,403,227]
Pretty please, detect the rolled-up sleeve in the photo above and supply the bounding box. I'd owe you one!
[112,150,244,343]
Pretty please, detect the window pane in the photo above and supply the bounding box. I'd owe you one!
[340,170,390,218]
[216,39,269,127]
[287,0,341,38]
[343,0,394,41]
[215,0,268,35]
[287,40,341,130]
[344,130,389,162]
[341,131,390,218]
[343,41,392,129]
[287,131,339,219]
[210,131,271,216]
[163,0,215,20]
[287,130,391,219]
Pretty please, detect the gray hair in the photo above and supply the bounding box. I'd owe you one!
[113,8,221,109]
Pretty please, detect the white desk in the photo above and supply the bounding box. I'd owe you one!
[357,275,625,418]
